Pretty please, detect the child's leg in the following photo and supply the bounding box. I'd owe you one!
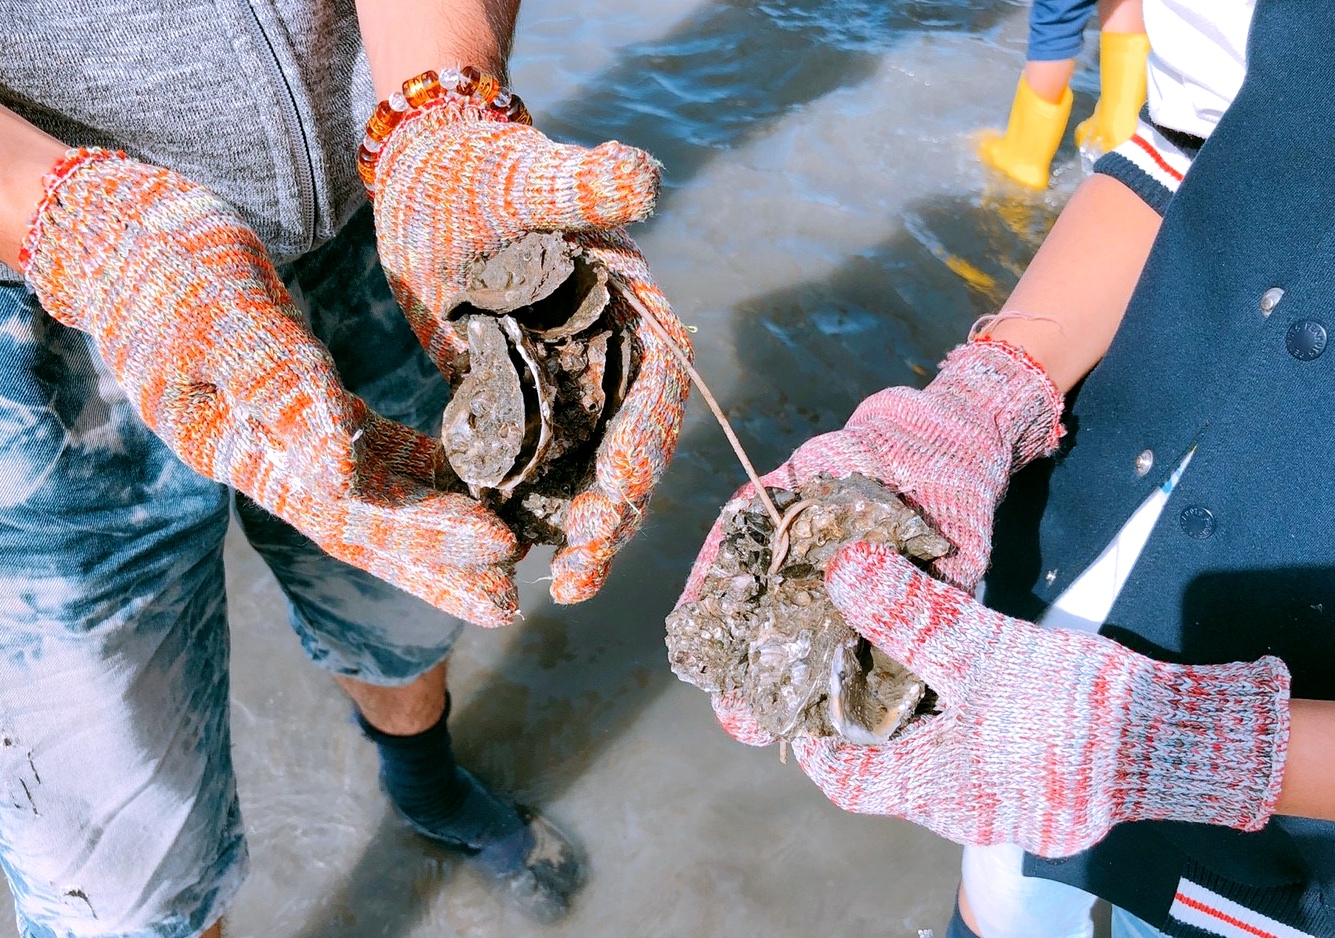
[946,890,981,938]
[977,0,1092,187]
[978,72,1074,188]
[1075,0,1149,156]
[960,843,1097,938]
[1025,59,1078,104]
[1097,0,1144,33]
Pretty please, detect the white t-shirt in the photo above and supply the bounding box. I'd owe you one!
[1144,0,1256,138]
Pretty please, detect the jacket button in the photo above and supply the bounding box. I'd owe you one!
[1260,287,1285,316]
[1134,449,1154,476]
[1286,320,1328,360]
[1180,505,1215,539]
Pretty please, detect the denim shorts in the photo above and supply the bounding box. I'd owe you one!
[1026,0,1098,61]
[0,206,463,938]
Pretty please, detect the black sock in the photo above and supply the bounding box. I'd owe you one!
[356,696,525,850]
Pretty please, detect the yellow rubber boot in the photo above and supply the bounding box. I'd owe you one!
[1074,31,1151,157]
[978,76,1073,190]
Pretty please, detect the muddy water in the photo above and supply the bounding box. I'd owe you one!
[0,1,1101,935]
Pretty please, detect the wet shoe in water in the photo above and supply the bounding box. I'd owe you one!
[357,705,585,922]
[395,767,585,924]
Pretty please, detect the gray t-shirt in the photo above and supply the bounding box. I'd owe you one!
[1,0,377,281]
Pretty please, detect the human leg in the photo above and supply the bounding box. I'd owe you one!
[947,887,982,937]
[979,72,1074,189]
[1074,0,1149,157]
[958,843,1097,938]
[340,666,582,922]
[979,0,1094,187]
[1097,0,1144,35]
[1025,59,1079,103]
[235,206,581,920]
[0,286,244,937]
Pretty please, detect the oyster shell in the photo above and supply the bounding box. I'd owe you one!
[665,473,949,744]
[439,232,635,545]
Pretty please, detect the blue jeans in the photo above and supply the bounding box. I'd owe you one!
[0,206,463,938]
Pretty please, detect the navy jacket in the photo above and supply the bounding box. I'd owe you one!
[983,1,1335,933]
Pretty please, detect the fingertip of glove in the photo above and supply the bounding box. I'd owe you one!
[471,606,521,629]
[711,693,777,748]
[548,546,611,604]
[448,564,521,628]
[579,141,661,228]
[463,592,521,629]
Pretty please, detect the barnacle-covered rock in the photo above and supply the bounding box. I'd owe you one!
[665,473,949,744]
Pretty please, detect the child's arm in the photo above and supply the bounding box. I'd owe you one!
[980,172,1164,393]
[1275,700,1335,821]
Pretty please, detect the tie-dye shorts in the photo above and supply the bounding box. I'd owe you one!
[0,207,464,938]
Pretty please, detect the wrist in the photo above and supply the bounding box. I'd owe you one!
[0,113,75,271]
[19,147,127,278]
[358,66,530,195]
[1117,655,1290,831]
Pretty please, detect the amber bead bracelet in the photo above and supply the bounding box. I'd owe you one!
[357,65,533,193]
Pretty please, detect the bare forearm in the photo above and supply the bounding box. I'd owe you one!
[355,0,522,99]
[981,173,1162,393]
[0,104,69,270]
[1275,698,1335,821]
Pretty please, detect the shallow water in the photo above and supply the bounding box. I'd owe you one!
[2,0,1103,935]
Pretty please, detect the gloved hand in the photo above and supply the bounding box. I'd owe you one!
[683,338,1064,602]
[370,89,690,604]
[676,338,1063,742]
[790,541,1291,858]
[21,148,521,627]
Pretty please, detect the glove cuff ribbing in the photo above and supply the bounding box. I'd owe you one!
[934,338,1065,469]
[1118,654,1291,832]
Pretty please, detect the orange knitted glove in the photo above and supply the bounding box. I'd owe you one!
[371,96,690,603]
[21,149,521,627]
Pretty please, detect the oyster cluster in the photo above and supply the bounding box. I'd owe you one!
[665,473,949,744]
[440,232,635,544]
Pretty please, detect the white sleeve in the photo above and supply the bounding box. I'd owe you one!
[1142,0,1256,139]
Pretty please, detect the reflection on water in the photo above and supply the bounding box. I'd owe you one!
[542,0,1020,210]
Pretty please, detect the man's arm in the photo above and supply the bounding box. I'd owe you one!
[982,172,1164,393]
[355,0,522,98]
[0,104,71,270]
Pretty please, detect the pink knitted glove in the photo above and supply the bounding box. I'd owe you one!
[676,338,1063,744]
[371,97,690,604]
[22,149,521,627]
[681,339,1063,606]
[790,541,1291,858]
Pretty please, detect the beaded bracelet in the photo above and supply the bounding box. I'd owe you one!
[357,65,533,194]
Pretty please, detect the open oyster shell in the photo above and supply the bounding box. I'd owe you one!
[665,473,949,744]
[438,232,635,545]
